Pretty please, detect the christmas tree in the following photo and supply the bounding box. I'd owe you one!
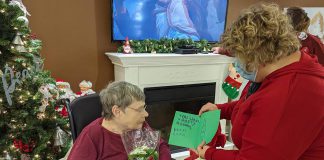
[0,0,71,159]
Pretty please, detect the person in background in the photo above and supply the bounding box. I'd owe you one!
[68,81,171,160]
[287,7,324,65]
[196,3,324,160]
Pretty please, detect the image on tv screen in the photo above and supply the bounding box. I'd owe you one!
[112,0,228,42]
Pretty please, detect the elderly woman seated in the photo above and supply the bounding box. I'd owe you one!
[68,81,171,160]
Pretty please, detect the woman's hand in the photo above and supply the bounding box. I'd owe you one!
[198,102,218,116]
[197,141,210,159]
[212,47,224,54]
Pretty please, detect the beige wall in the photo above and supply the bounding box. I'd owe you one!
[24,0,324,92]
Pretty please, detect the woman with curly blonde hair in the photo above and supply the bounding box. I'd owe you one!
[197,3,324,160]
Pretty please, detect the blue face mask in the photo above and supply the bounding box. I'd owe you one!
[234,60,258,81]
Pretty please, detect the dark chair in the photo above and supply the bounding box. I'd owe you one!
[65,94,102,142]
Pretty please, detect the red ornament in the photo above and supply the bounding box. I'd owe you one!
[60,106,68,118]
[13,139,23,149]
[55,105,69,118]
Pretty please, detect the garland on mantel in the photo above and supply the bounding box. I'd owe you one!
[117,38,218,53]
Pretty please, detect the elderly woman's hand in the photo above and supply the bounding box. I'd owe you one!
[198,102,218,116]
[197,141,210,159]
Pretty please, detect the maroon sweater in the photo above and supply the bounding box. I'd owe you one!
[68,118,171,160]
[301,33,324,66]
[207,52,324,160]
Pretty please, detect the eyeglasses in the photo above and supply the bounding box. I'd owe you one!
[128,104,147,113]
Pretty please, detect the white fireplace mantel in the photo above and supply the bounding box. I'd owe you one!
[105,53,234,104]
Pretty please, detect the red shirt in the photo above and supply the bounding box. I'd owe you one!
[207,52,324,160]
[301,33,324,66]
[68,118,171,160]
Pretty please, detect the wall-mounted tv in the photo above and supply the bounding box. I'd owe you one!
[112,0,228,42]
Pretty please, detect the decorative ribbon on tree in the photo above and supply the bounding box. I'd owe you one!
[222,63,243,99]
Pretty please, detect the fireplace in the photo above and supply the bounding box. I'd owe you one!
[106,53,234,158]
[144,83,216,152]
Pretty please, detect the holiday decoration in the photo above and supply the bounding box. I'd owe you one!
[76,80,95,97]
[9,0,30,16]
[123,37,133,54]
[56,79,76,101]
[55,79,75,117]
[0,1,71,159]
[13,139,36,153]
[12,32,27,52]
[20,154,31,160]
[55,105,68,118]
[17,16,29,26]
[3,151,12,160]
[38,84,58,112]
[54,126,69,147]
[222,63,243,99]
[117,38,212,53]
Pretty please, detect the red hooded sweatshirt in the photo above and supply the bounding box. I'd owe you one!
[301,33,324,66]
[206,52,324,160]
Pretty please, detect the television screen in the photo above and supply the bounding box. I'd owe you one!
[112,0,228,42]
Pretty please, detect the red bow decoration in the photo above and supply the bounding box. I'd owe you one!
[55,105,69,118]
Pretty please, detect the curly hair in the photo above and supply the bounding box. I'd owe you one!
[221,3,300,71]
[286,7,310,32]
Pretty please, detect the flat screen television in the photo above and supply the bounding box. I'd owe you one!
[112,0,228,42]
